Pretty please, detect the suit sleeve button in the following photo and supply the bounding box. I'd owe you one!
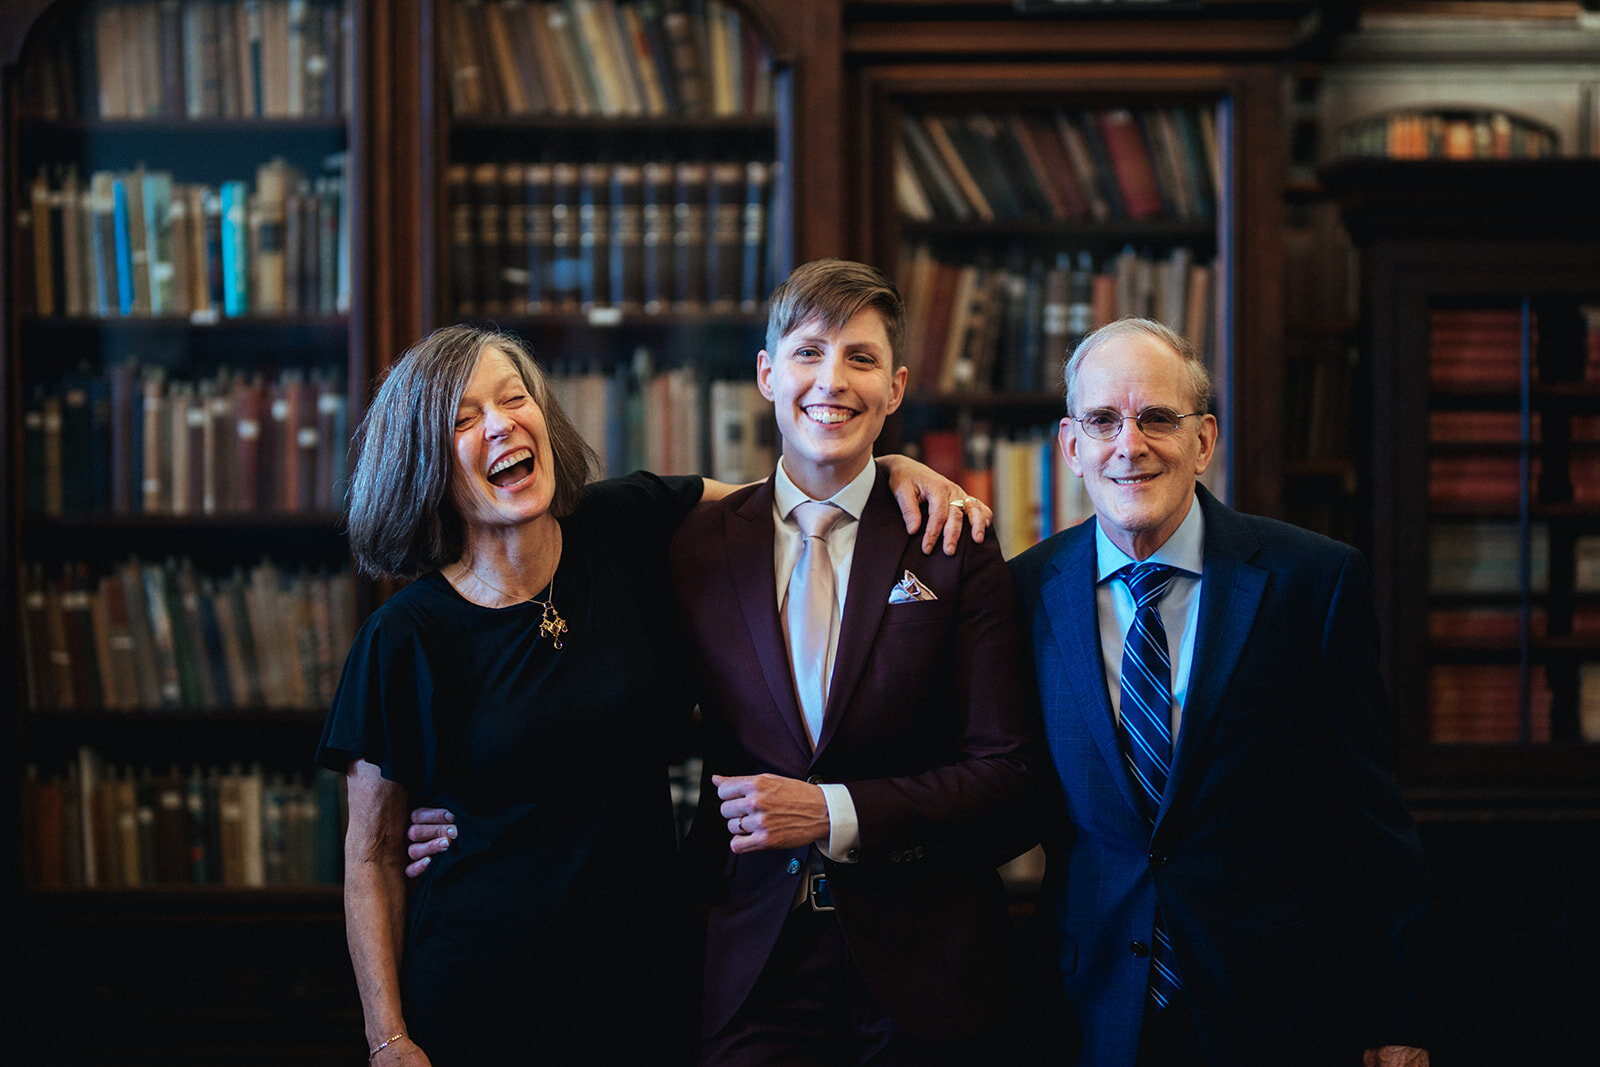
[786,859,801,875]
[1130,941,1149,958]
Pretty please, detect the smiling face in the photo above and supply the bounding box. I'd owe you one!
[1061,330,1217,560]
[757,307,908,500]
[449,345,559,536]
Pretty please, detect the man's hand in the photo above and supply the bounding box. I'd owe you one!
[403,806,457,878]
[714,773,830,853]
[877,454,993,555]
[1364,1046,1429,1067]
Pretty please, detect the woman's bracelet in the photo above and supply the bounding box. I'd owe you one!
[369,1032,408,1060]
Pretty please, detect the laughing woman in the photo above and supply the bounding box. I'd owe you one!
[315,325,982,1066]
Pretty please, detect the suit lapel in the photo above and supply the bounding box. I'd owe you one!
[1157,488,1267,826]
[727,478,814,759]
[815,474,900,756]
[1041,521,1148,821]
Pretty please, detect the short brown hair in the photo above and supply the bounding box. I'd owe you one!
[765,259,907,368]
[1063,317,1213,416]
[345,325,598,578]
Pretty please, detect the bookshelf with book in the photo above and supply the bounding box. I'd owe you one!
[1326,155,1600,1067]
[847,15,1295,557]
[3,1,370,1057]
[426,0,825,486]
[1328,160,1600,786]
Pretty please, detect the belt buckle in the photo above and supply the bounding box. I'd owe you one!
[807,872,835,912]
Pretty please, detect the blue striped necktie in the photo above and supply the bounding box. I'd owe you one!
[1118,561,1183,1010]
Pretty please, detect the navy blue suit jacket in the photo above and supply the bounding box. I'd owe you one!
[1008,486,1430,1067]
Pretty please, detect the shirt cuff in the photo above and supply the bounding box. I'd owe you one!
[818,783,860,863]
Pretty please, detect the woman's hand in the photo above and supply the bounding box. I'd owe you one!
[878,454,993,555]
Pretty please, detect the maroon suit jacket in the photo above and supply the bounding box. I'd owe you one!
[669,468,1041,1039]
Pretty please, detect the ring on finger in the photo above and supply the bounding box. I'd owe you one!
[949,497,970,509]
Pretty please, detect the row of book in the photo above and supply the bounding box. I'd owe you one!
[897,105,1219,225]
[1430,665,1553,744]
[919,426,1093,560]
[23,364,348,518]
[548,359,773,483]
[23,158,352,319]
[21,752,346,889]
[1430,604,1600,640]
[448,158,780,317]
[19,556,356,713]
[1430,523,1552,594]
[1429,307,1600,387]
[1430,454,1600,507]
[447,0,772,119]
[897,242,1217,398]
[23,0,350,122]
[1337,109,1559,161]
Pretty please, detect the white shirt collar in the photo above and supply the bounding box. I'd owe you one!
[1094,493,1206,583]
[774,455,876,521]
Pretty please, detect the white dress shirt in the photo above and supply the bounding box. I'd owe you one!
[1093,495,1206,740]
[772,456,875,863]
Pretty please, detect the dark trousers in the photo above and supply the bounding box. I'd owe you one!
[699,905,995,1067]
[1136,991,1205,1067]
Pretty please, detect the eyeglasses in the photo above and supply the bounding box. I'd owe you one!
[1071,407,1204,441]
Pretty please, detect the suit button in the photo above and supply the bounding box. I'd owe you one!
[1149,851,1168,868]
[786,859,801,875]
[806,775,822,785]
[1130,941,1149,958]
[846,848,859,862]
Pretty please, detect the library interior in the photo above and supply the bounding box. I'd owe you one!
[3,0,1598,1062]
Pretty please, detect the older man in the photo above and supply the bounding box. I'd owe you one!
[1008,319,1432,1067]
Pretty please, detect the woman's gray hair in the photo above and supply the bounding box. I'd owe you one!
[345,325,598,578]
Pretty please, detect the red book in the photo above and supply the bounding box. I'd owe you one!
[919,430,965,485]
[1096,109,1165,221]
[1015,113,1089,221]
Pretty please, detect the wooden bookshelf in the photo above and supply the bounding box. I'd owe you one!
[419,0,834,487]
[1329,158,1600,785]
[847,33,1291,556]
[1,1,373,1059]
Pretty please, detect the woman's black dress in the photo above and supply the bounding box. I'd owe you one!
[316,473,703,1064]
